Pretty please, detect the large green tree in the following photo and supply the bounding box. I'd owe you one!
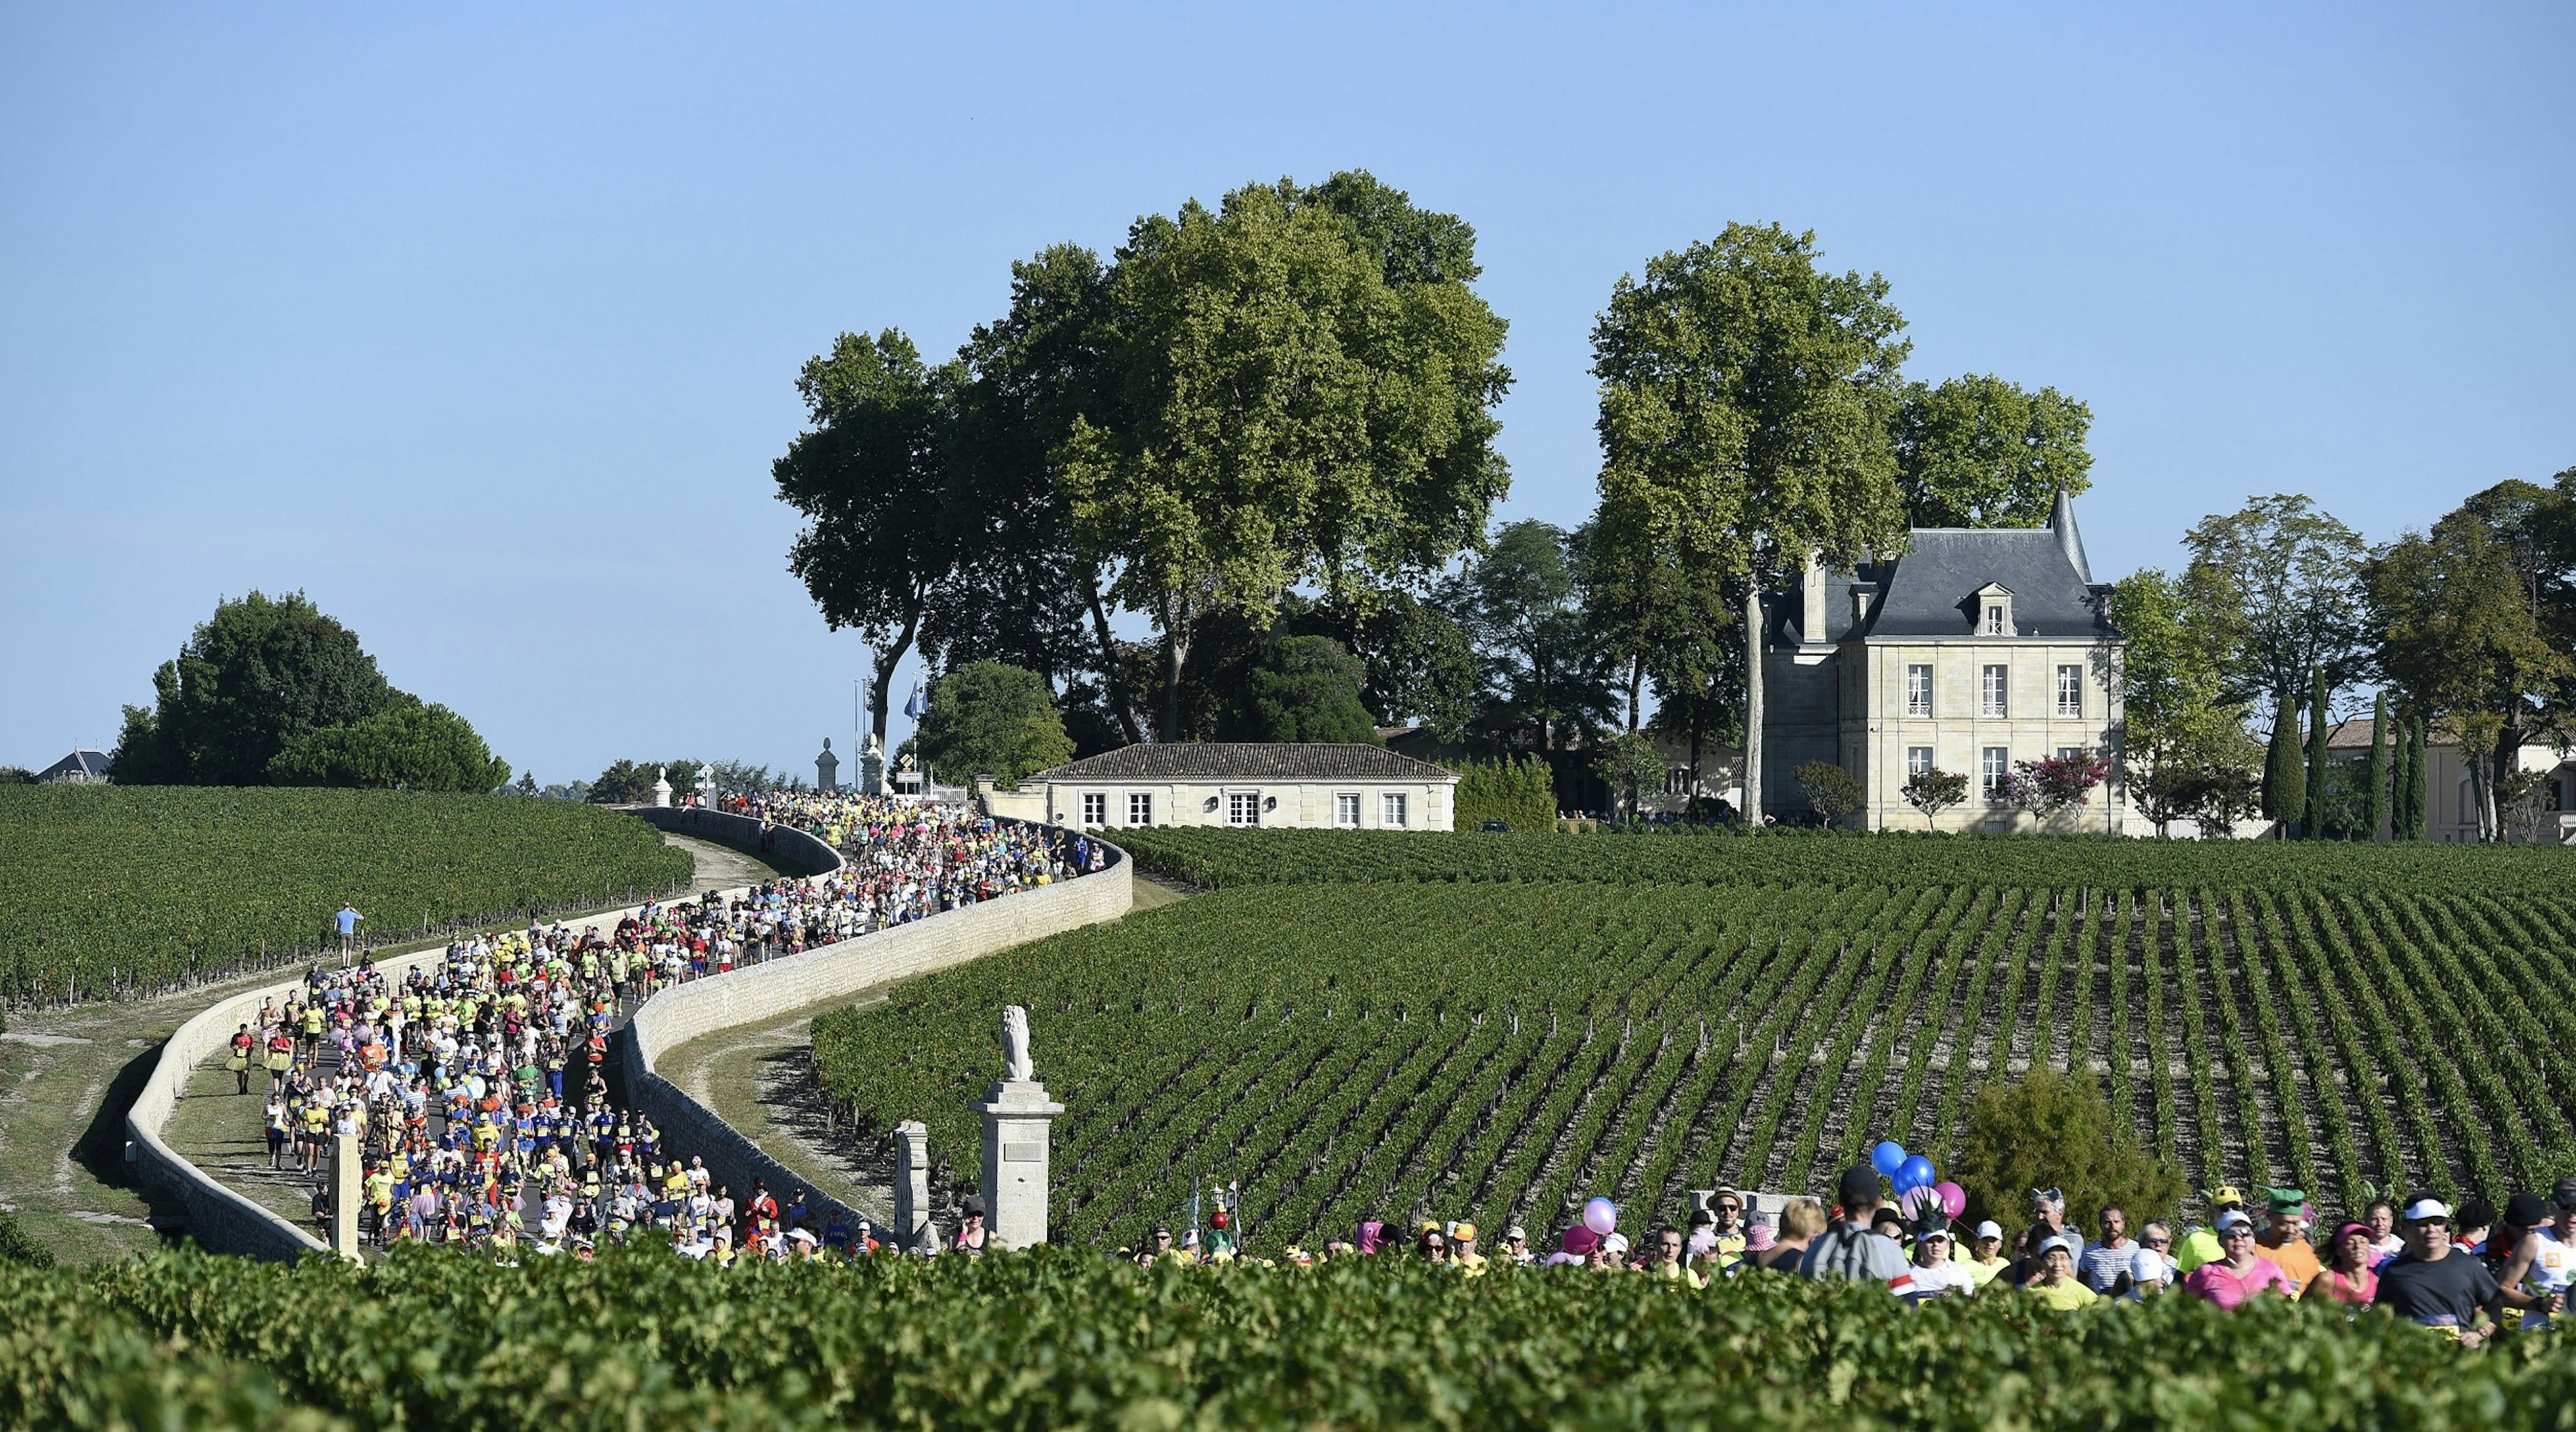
[1890,373,2094,527]
[1448,520,1619,754]
[915,662,1075,788]
[1591,223,1911,822]
[2182,495,2370,715]
[1061,174,1512,741]
[774,329,967,752]
[267,697,509,792]
[110,591,396,785]
[1216,635,1383,744]
[2110,570,2248,837]
[2364,503,2573,841]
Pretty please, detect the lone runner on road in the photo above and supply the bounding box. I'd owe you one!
[335,903,364,962]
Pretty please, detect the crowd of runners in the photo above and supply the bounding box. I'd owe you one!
[1100,1166,2567,1346]
[223,793,1097,1262]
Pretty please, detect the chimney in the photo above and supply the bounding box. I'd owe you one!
[1801,555,1829,646]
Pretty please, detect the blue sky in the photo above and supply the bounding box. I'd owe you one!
[4,4,2569,783]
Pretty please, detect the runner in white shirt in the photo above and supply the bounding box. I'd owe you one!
[2498,1182,2576,1329]
[1908,1227,1982,1298]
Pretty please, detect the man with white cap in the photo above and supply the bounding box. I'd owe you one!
[2372,1194,2503,1344]
[1962,1220,2011,1288]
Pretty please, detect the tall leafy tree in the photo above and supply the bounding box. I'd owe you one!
[1890,374,2094,527]
[1591,223,1911,822]
[267,697,510,792]
[110,591,396,785]
[2363,504,2573,841]
[2110,570,2247,837]
[774,329,965,751]
[1448,520,1619,753]
[1215,635,1383,744]
[1061,174,1511,740]
[2182,495,2370,715]
[951,244,1142,744]
[1298,592,1478,739]
[915,662,1075,788]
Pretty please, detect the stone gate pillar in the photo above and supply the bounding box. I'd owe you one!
[331,1130,362,1260]
[973,1080,1064,1249]
[892,1120,938,1252]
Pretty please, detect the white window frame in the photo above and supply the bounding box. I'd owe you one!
[1982,747,2010,801]
[1908,746,1934,777]
[1080,792,1106,827]
[1985,604,2006,635]
[2056,664,2084,718]
[1981,664,2009,719]
[1382,792,1409,828]
[1907,664,1933,718]
[1227,791,1262,827]
[1334,792,1362,828]
[1127,791,1153,826]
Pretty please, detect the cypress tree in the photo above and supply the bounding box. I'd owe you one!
[2261,693,2306,839]
[2400,716,2421,839]
[2365,691,2390,841]
[2304,666,2330,839]
[2392,715,2422,840]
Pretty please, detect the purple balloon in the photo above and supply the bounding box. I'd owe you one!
[1582,1196,1617,1237]
[1935,1181,1967,1219]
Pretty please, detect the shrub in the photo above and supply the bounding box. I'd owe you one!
[1450,756,1556,832]
[1951,1068,2184,1247]
[917,662,1074,788]
[1792,760,1864,825]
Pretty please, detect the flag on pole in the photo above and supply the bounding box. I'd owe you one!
[903,681,927,721]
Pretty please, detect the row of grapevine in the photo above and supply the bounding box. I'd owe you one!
[814,874,2576,1249]
[1114,825,2576,897]
[13,1246,2575,1428]
[0,786,694,1006]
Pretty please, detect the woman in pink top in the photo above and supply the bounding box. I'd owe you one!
[2182,1212,2294,1308]
[2303,1222,2381,1306]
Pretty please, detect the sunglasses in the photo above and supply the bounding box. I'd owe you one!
[1717,1203,1742,1213]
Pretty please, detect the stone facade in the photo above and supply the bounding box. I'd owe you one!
[1762,491,2133,834]
[980,743,1459,832]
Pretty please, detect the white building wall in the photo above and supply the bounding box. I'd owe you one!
[983,776,1456,831]
[1856,638,2128,834]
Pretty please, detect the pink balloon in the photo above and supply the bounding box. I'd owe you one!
[1582,1197,1618,1237]
[1936,1182,1966,1219]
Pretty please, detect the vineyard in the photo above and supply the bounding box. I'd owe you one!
[0,786,693,1007]
[814,831,2576,1250]
[7,1247,2573,1429]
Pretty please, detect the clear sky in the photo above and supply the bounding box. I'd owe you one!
[4,4,2569,784]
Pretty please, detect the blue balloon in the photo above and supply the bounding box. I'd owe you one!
[1870,1141,1907,1176]
[1895,1155,1937,1192]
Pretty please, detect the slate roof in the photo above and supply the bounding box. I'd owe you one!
[1770,489,2116,646]
[35,749,109,782]
[1030,743,1459,783]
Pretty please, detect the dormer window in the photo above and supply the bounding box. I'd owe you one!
[1974,582,2015,637]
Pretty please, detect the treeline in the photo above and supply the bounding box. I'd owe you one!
[775,179,2098,807]
[107,591,507,793]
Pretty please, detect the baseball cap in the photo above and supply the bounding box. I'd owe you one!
[1453,1221,1477,1242]
[1603,1232,1629,1256]
[2334,1222,2372,1244]
[2402,1198,2451,1222]
[2216,1211,2255,1233]
[2555,1178,2576,1209]
[1974,1220,2004,1241]
[1504,1224,1527,1241]
[1839,1164,1883,1209]
[2506,1193,2548,1229]
[2209,1184,2246,1207]
[1920,1225,1953,1243]
[2044,1233,2083,1258]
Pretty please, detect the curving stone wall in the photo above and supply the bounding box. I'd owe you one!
[619,831,1132,1235]
[133,805,1129,1258]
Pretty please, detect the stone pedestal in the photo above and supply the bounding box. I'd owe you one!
[651,766,673,808]
[973,1080,1064,1249]
[892,1120,940,1253]
[860,748,886,796]
[331,1131,362,1260]
[816,739,840,794]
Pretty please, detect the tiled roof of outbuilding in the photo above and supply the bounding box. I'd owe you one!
[1030,743,1458,783]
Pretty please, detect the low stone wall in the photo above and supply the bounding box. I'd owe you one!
[620,837,1133,1239]
[630,805,844,877]
[136,806,1128,1258]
